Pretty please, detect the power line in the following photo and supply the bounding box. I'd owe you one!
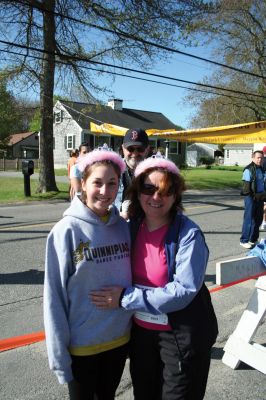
[1,40,265,100]
[9,0,266,80]
[3,47,261,104]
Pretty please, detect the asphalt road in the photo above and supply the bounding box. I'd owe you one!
[0,188,266,399]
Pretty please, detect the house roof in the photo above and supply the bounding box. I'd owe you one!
[187,143,219,151]
[8,132,38,145]
[223,144,253,150]
[57,101,179,131]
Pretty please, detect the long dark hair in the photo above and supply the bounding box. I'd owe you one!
[127,167,186,220]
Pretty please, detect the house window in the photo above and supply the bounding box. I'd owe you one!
[54,110,63,123]
[94,135,111,148]
[64,135,76,150]
[169,141,178,154]
[148,139,157,155]
[226,150,229,158]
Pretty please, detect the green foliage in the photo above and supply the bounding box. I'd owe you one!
[29,108,41,131]
[0,0,211,192]
[179,163,189,170]
[208,165,242,171]
[28,95,70,132]
[0,75,21,143]
[184,1,266,126]
[199,156,214,165]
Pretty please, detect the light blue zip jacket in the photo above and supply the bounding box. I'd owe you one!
[121,213,209,314]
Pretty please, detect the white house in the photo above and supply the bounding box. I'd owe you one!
[223,143,266,166]
[53,99,185,168]
[186,143,223,167]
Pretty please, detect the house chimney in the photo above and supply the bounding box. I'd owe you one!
[107,98,123,111]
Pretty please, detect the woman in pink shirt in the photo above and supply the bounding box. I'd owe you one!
[91,153,218,400]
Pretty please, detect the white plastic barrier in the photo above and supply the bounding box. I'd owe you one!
[216,255,265,285]
[216,255,266,374]
[222,275,266,374]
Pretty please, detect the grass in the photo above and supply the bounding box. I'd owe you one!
[0,177,69,204]
[181,167,242,190]
[0,167,243,204]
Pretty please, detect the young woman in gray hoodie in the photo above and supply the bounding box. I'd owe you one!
[44,146,132,399]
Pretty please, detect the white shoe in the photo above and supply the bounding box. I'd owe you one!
[259,224,266,231]
[240,242,253,249]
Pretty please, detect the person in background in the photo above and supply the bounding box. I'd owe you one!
[259,145,266,231]
[67,149,79,178]
[69,142,90,200]
[67,149,79,200]
[240,150,266,249]
[115,128,149,218]
[91,153,218,400]
[44,146,132,400]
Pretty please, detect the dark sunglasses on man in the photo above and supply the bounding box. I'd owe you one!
[126,146,146,153]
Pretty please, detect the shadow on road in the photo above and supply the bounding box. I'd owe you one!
[0,269,44,285]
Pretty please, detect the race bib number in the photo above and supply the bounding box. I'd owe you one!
[134,284,168,325]
[134,311,168,325]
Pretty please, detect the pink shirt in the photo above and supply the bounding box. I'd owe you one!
[132,222,171,331]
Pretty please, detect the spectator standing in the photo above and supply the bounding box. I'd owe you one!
[91,153,218,400]
[240,150,266,248]
[67,149,79,200]
[44,146,132,399]
[115,128,149,218]
[67,149,79,178]
[259,145,266,231]
[69,142,90,200]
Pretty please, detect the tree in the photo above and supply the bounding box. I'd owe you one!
[28,107,41,132]
[0,0,211,192]
[185,73,258,127]
[183,0,266,127]
[0,73,27,145]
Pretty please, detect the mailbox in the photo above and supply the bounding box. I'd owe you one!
[22,160,34,176]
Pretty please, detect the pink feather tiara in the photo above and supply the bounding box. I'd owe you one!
[77,144,126,174]
[134,152,179,177]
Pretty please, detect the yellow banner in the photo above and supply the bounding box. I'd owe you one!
[90,122,128,136]
[150,121,266,144]
[91,122,178,137]
[90,121,266,144]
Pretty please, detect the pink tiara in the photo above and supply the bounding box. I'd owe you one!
[77,144,126,174]
[134,152,179,177]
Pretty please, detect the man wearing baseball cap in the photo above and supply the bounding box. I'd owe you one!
[260,145,266,231]
[115,128,150,217]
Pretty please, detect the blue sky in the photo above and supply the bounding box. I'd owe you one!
[9,36,213,130]
[96,45,214,129]
[1,4,215,130]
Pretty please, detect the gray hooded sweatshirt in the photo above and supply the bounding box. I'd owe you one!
[43,196,132,384]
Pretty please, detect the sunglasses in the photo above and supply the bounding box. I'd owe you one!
[140,183,176,196]
[126,146,146,153]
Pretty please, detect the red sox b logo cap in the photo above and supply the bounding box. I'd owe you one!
[123,128,149,148]
[131,130,139,140]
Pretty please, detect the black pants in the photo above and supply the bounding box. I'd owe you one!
[68,344,128,400]
[129,323,211,400]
